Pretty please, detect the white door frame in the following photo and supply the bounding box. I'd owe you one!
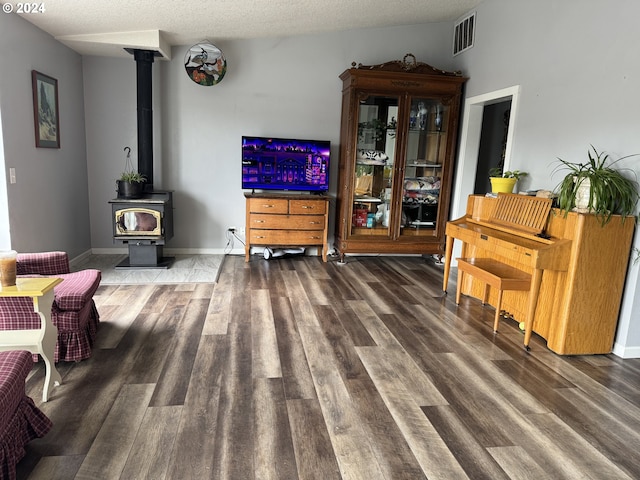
[450,85,521,219]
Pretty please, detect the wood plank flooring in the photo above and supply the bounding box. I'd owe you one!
[16,255,640,479]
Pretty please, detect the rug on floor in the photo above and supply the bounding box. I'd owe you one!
[71,254,225,284]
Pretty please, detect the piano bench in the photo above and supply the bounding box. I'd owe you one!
[455,258,531,333]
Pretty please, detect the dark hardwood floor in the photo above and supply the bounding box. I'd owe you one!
[17,255,640,479]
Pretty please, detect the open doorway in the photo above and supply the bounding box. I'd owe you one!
[450,85,520,219]
[474,100,512,194]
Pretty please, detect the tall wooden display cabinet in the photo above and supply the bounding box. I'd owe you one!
[335,55,467,260]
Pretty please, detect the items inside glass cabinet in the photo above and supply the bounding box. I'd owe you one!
[351,96,449,234]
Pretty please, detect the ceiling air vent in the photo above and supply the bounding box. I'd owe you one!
[453,12,476,56]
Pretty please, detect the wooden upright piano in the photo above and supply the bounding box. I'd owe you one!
[443,194,635,355]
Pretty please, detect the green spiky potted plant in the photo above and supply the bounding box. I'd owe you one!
[553,145,639,226]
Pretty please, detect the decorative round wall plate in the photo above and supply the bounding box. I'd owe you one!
[184,42,227,86]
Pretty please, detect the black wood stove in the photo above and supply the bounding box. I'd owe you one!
[110,49,174,269]
[109,191,173,268]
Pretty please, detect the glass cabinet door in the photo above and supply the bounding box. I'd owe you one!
[351,95,398,237]
[400,98,449,237]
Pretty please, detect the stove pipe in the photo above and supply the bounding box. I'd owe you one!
[133,49,155,192]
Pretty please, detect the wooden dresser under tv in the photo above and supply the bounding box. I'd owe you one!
[244,193,329,262]
[443,194,635,355]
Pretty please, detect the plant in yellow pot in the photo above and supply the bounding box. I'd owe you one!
[489,168,528,193]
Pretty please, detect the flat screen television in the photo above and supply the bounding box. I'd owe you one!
[242,136,330,192]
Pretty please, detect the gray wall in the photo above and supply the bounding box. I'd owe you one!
[0,12,90,257]
[454,0,640,357]
[82,55,163,249]
[83,24,453,251]
[456,0,640,188]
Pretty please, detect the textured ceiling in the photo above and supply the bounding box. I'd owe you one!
[5,0,481,58]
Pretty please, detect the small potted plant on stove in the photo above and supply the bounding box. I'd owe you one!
[117,147,146,199]
[489,167,528,193]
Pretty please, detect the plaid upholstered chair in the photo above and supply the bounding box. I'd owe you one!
[0,252,101,362]
[0,350,52,478]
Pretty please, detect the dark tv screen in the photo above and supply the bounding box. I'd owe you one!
[242,136,330,192]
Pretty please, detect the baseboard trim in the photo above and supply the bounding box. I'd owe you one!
[612,343,640,359]
[90,247,244,256]
[69,249,94,268]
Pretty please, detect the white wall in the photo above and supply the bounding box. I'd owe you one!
[0,12,90,258]
[84,24,454,251]
[452,0,640,357]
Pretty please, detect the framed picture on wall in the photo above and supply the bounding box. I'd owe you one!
[31,70,60,148]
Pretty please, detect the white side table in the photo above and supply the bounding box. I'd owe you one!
[0,277,63,402]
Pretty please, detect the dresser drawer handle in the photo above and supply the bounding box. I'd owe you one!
[255,235,266,239]
[262,204,274,208]
[309,221,321,224]
[309,236,321,239]
[254,220,265,223]
[301,205,313,209]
